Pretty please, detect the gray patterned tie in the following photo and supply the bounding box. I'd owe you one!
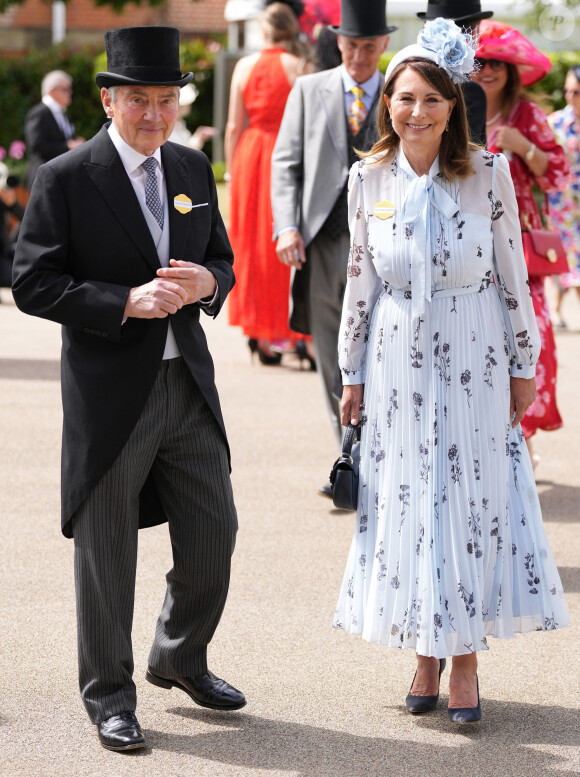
[142,157,164,230]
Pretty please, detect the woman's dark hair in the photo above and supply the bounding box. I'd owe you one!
[571,65,580,84]
[360,58,475,180]
[314,27,342,72]
[499,62,524,118]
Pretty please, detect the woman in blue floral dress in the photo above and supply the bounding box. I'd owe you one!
[549,66,580,328]
[334,20,569,724]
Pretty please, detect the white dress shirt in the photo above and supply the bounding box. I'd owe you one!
[42,94,74,139]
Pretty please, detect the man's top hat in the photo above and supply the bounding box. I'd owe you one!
[96,27,193,89]
[331,0,398,37]
[416,0,493,24]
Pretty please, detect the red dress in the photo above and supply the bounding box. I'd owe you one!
[488,100,570,438]
[228,48,297,342]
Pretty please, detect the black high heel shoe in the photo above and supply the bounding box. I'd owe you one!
[405,658,446,714]
[295,340,316,371]
[248,339,282,366]
[448,675,481,723]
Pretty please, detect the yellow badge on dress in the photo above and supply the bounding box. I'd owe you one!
[374,200,395,220]
[174,194,193,214]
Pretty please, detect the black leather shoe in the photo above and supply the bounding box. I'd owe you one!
[146,667,246,710]
[448,675,481,723]
[97,711,145,751]
[405,658,446,714]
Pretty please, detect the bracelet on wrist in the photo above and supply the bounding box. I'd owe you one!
[525,143,536,163]
[223,172,231,183]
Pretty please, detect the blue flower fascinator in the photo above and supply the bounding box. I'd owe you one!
[385,17,475,84]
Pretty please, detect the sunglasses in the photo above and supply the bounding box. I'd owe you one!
[474,58,506,71]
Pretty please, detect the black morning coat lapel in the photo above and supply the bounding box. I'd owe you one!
[162,141,191,263]
[83,124,162,274]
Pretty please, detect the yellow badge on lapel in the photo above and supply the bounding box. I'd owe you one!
[374,200,395,220]
[174,194,193,214]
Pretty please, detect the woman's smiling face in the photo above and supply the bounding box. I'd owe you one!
[472,58,509,102]
[385,66,456,156]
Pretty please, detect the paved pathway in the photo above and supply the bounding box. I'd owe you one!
[0,279,578,777]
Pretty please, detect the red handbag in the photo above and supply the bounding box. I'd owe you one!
[521,199,569,277]
[522,228,569,276]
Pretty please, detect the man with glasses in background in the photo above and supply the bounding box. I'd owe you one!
[24,70,85,189]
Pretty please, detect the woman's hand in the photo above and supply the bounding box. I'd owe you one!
[510,376,537,428]
[494,126,548,176]
[494,126,530,156]
[341,384,364,427]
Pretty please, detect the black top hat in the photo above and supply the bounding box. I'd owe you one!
[264,0,305,17]
[331,0,398,37]
[96,27,193,89]
[416,0,493,23]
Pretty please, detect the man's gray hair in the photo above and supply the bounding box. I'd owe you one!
[41,70,72,96]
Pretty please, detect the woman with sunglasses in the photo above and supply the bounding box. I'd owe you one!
[472,21,570,471]
[547,66,580,329]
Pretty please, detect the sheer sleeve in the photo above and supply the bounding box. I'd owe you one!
[490,153,541,379]
[338,163,383,386]
[524,101,570,193]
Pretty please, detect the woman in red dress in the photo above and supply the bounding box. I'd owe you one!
[225,2,313,366]
[473,21,570,467]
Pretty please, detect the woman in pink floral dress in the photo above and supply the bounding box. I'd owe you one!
[473,21,570,468]
[548,66,580,328]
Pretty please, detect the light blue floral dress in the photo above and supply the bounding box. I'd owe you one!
[333,148,569,657]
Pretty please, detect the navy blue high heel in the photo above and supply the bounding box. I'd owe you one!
[448,675,481,723]
[405,658,446,713]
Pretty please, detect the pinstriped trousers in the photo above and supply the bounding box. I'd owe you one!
[72,357,238,724]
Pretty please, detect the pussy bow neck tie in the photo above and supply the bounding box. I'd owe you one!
[401,173,459,322]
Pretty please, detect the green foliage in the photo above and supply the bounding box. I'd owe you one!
[0,45,103,174]
[179,37,224,139]
[528,51,580,112]
[0,36,223,177]
[211,160,226,182]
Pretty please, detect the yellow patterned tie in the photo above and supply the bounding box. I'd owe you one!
[348,86,367,135]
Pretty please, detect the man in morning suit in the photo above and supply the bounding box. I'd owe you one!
[417,0,493,146]
[24,70,85,189]
[12,26,244,752]
[271,0,396,495]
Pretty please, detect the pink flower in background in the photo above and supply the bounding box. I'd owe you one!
[8,140,25,159]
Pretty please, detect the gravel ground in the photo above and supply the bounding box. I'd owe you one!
[0,278,578,777]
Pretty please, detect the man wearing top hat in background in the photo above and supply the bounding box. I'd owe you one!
[417,0,494,146]
[12,26,244,751]
[271,0,396,493]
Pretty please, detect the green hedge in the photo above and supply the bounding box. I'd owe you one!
[529,51,580,110]
[0,36,223,178]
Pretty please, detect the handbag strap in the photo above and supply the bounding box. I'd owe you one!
[524,192,553,231]
[341,422,360,457]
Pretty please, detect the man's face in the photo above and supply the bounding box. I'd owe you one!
[50,81,72,108]
[101,85,180,157]
[337,35,389,84]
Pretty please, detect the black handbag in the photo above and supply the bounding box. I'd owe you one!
[329,423,361,511]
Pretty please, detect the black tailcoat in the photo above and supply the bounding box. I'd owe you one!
[12,125,235,537]
[24,103,71,188]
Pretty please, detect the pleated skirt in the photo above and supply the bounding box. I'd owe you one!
[333,284,569,657]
